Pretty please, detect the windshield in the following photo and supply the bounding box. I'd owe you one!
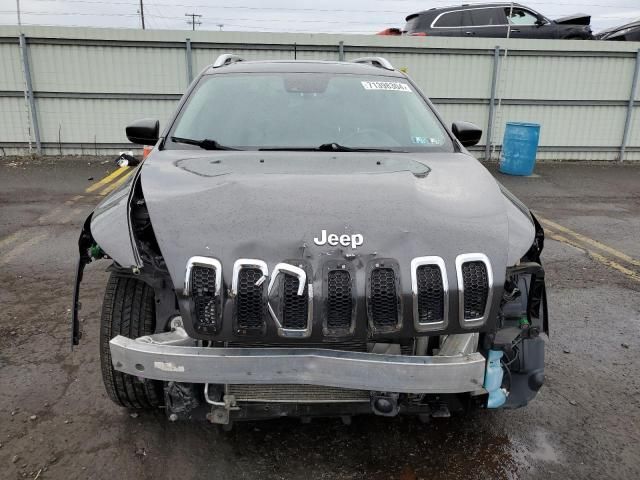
[168,72,453,152]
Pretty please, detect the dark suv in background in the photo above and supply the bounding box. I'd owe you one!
[596,21,640,42]
[404,3,592,39]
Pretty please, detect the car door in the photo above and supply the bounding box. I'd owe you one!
[505,7,557,39]
[467,7,509,38]
[624,25,640,41]
[430,10,463,37]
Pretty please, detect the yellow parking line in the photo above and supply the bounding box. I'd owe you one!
[538,216,640,268]
[85,167,130,193]
[99,170,133,196]
[0,232,49,266]
[546,229,640,283]
[65,195,85,205]
[0,231,23,251]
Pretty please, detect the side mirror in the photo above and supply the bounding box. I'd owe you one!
[535,16,546,27]
[126,118,159,145]
[452,121,482,147]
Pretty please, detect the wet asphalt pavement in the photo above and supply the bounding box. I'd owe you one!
[0,156,639,479]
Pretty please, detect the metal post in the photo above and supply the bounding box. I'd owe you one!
[185,38,193,84]
[139,0,145,29]
[19,34,41,154]
[485,46,500,162]
[338,41,345,61]
[620,49,640,162]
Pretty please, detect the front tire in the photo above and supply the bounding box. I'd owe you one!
[100,273,163,409]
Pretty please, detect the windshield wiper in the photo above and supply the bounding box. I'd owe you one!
[171,136,240,151]
[259,143,399,152]
[317,143,397,152]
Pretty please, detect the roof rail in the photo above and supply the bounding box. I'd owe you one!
[213,54,244,68]
[351,56,395,71]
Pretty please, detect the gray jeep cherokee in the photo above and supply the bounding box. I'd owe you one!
[73,55,548,425]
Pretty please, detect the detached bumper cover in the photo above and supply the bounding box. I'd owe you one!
[110,335,486,394]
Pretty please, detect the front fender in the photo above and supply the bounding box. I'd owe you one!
[71,167,142,346]
[90,167,143,269]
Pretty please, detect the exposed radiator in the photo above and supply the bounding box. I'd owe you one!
[227,384,370,403]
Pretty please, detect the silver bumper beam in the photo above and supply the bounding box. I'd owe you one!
[110,333,486,394]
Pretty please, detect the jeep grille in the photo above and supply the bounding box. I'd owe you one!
[282,274,308,329]
[369,267,399,329]
[190,265,219,331]
[416,264,445,324]
[326,269,353,330]
[461,261,489,320]
[235,267,265,330]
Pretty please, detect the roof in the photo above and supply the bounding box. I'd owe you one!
[406,2,525,20]
[204,60,405,77]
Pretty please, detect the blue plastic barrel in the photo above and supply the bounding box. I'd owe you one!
[499,122,541,176]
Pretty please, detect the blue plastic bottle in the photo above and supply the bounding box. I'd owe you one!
[484,350,507,408]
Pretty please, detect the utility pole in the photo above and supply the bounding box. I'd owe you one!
[139,0,145,30]
[185,13,202,31]
[16,0,21,27]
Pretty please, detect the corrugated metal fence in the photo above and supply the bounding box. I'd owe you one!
[1,26,639,161]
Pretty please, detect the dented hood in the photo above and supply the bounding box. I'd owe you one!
[554,14,591,25]
[140,150,534,297]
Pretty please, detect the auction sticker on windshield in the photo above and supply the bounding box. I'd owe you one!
[361,81,412,92]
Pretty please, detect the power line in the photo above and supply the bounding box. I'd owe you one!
[26,0,640,12]
[4,10,635,22]
[185,12,201,30]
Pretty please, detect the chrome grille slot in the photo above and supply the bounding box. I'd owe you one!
[326,269,353,330]
[417,265,444,321]
[369,267,399,329]
[456,253,493,327]
[282,274,308,329]
[461,261,489,319]
[267,262,313,338]
[185,256,222,333]
[236,267,265,330]
[192,266,217,327]
[411,255,448,332]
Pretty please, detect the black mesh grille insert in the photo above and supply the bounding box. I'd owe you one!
[191,266,218,328]
[370,267,398,328]
[282,274,308,329]
[416,265,445,323]
[327,270,353,330]
[236,267,264,330]
[462,261,489,319]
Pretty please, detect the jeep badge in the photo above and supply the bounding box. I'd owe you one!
[314,230,363,249]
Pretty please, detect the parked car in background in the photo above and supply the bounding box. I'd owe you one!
[403,3,592,39]
[595,20,640,41]
[377,27,402,36]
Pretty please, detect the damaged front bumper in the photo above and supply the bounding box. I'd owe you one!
[109,329,487,394]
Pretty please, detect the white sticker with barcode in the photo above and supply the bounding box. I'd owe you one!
[361,81,412,92]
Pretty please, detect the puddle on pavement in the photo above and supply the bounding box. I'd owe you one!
[219,414,523,479]
[511,429,561,466]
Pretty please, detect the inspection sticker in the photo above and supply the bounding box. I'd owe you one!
[361,81,412,92]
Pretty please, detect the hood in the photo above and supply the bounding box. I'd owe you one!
[597,21,640,39]
[140,151,534,298]
[554,14,590,26]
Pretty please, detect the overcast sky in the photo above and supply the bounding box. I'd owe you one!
[1,0,639,34]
